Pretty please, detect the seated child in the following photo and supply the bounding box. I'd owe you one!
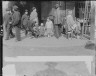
[39,23,45,37]
[32,22,39,38]
[45,17,54,37]
[71,18,81,38]
[66,10,81,39]
[75,19,81,38]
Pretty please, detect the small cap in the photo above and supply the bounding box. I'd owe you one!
[32,7,36,10]
[55,3,59,7]
[13,5,18,10]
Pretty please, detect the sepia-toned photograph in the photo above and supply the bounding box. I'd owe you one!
[2,1,96,56]
[1,1,96,76]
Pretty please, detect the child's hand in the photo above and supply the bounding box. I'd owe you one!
[9,22,12,24]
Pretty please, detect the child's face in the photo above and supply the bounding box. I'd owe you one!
[68,10,72,15]
[33,8,36,12]
[7,11,10,14]
[41,23,43,26]
[47,18,50,21]
[25,11,28,14]
[12,9,15,12]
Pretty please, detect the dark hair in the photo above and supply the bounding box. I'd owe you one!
[32,7,36,11]
[13,5,18,11]
[47,17,51,20]
[14,9,18,11]
[55,3,59,8]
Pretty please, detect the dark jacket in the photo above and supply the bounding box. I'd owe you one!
[12,11,21,27]
[21,14,29,26]
[53,8,62,25]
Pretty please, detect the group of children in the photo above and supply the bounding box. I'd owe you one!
[32,17,54,38]
[21,8,81,39]
[21,8,54,38]
[3,5,82,42]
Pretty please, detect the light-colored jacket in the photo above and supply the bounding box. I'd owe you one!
[21,14,29,26]
[45,20,53,29]
[66,14,75,31]
[30,11,38,24]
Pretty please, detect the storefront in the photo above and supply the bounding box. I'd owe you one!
[41,1,75,20]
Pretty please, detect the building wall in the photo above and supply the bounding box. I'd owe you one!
[41,1,75,20]
[41,1,52,20]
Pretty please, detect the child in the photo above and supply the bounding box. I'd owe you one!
[74,18,81,38]
[32,22,39,38]
[39,23,45,37]
[21,9,29,36]
[45,17,53,37]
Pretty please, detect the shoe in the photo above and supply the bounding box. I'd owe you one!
[5,38,9,40]
[30,36,34,39]
[15,39,21,42]
[10,35,15,38]
[77,36,80,39]
[48,35,50,38]
[25,34,27,37]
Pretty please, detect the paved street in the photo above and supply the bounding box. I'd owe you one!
[3,31,95,57]
[3,32,95,76]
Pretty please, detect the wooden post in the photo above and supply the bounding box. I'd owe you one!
[90,1,95,40]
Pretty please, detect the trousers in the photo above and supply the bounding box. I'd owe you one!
[14,26,21,41]
[5,24,14,40]
[54,24,62,38]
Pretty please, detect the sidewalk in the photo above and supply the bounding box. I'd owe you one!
[3,36,88,47]
[3,31,95,57]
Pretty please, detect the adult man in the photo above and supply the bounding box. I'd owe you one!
[3,8,14,40]
[30,7,38,26]
[53,4,63,39]
[29,7,38,38]
[12,5,21,41]
[21,9,29,36]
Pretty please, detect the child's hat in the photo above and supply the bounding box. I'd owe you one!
[32,7,36,10]
[13,5,18,10]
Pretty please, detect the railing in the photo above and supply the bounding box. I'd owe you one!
[77,1,91,39]
[83,1,91,39]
